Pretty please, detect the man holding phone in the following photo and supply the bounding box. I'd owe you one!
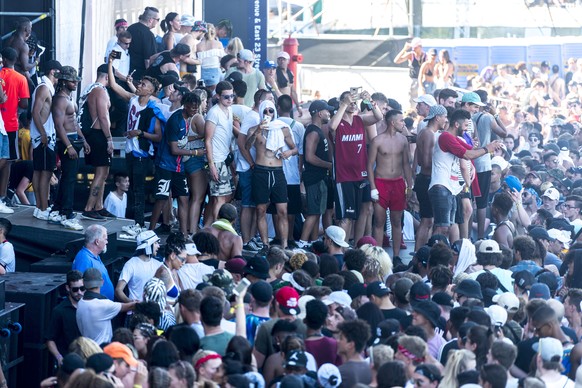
[107,31,132,80]
[329,89,383,244]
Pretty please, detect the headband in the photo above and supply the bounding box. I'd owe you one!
[195,354,221,370]
[398,344,425,363]
[115,21,128,29]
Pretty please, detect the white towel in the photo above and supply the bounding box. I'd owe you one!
[454,239,477,277]
[265,122,287,152]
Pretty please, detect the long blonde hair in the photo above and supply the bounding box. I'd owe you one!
[440,349,476,388]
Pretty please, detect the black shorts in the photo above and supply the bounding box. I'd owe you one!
[7,132,18,161]
[268,184,301,215]
[335,180,371,220]
[252,165,287,205]
[414,173,433,218]
[476,170,492,209]
[326,178,335,210]
[84,130,111,167]
[154,169,189,199]
[454,194,464,224]
[305,180,327,215]
[32,146,56,172]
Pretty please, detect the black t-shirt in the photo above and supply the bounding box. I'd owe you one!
[515,337,538,373]
[302,124,330,186]
[45,297,81,355]
[9,160,33,190]
[381,307,409,325]
[127,22,157,79]
[145,51,175,82]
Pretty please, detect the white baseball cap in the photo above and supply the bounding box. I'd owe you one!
[413,94,437,107]
[325,226,349,248]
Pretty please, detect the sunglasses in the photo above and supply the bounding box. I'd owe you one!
[263,108,275,114]
[221,94,235,100]
[71,286,86,293]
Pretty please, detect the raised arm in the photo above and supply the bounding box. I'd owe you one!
[107,53,134,102]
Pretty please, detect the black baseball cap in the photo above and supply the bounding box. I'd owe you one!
[309,100,334,115]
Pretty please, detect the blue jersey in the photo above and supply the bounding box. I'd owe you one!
[158,109,188,172]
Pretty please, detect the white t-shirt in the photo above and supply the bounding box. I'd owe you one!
[76,297,122,345]
[109,43,130,77]
[0,241,15,273]
[279,117,305,185]
[468,267,513,293]
[236,110,259,172]
[206,104,233,163]
[178,262,214,291]
[104,192,127,218]
[119,256,163,301]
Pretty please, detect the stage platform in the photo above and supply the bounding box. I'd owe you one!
[5,206,139,269]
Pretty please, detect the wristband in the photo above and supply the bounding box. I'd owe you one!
[66,144,73,149]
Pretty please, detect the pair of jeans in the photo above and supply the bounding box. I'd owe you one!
[54,136,82,217]
[126,153,152,226]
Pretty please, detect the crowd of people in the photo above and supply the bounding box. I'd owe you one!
[3,6,582,388]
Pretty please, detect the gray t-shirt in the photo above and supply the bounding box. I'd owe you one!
[472,112,494,172]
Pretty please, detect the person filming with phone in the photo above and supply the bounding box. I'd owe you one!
[245,99,296,251]
[329,89,383,245]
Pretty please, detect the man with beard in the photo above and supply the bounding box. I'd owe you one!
[429,107,501,236]
[48,66,88,231]
[298,100,334,247]
[46,270,84,365]
[367,110,413,260]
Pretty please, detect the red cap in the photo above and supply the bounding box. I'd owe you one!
[275,286,300,315]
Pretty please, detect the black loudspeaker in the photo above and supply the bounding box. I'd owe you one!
[3,272,65,388]
[203,0,268,68]
[0,1,56,66]
[64,231,118,262]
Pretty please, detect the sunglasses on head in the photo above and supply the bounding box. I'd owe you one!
[263,108,274,114]
[71,286,86,292]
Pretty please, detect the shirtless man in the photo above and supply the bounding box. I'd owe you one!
[367,110,413,259]
[202,203,243,260]
[413,102,445,250]
[245,100,296,250]
[79,64,114,221]
[49,66,89,230]
[31,60,62,220]
[6,17,38,84]
[177,17,203,77]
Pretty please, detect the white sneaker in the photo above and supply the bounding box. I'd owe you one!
[122,223,143,236]
[0,201,14,214]
[61,218,83,231]
[47,211,64,224]
[33,208,50,221]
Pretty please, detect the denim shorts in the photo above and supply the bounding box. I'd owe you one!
[201,67,222,87]
[0,134,10,159]
[428,185,456,227]
[184,155,205,175]
[238,169,255,207]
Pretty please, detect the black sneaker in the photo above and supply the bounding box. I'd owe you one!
[81,210,106,221]
[242,242,259,253]
[154,224,172,235]
[287,240,299,249]
[257,245,270,256]
[98,208,117,219]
